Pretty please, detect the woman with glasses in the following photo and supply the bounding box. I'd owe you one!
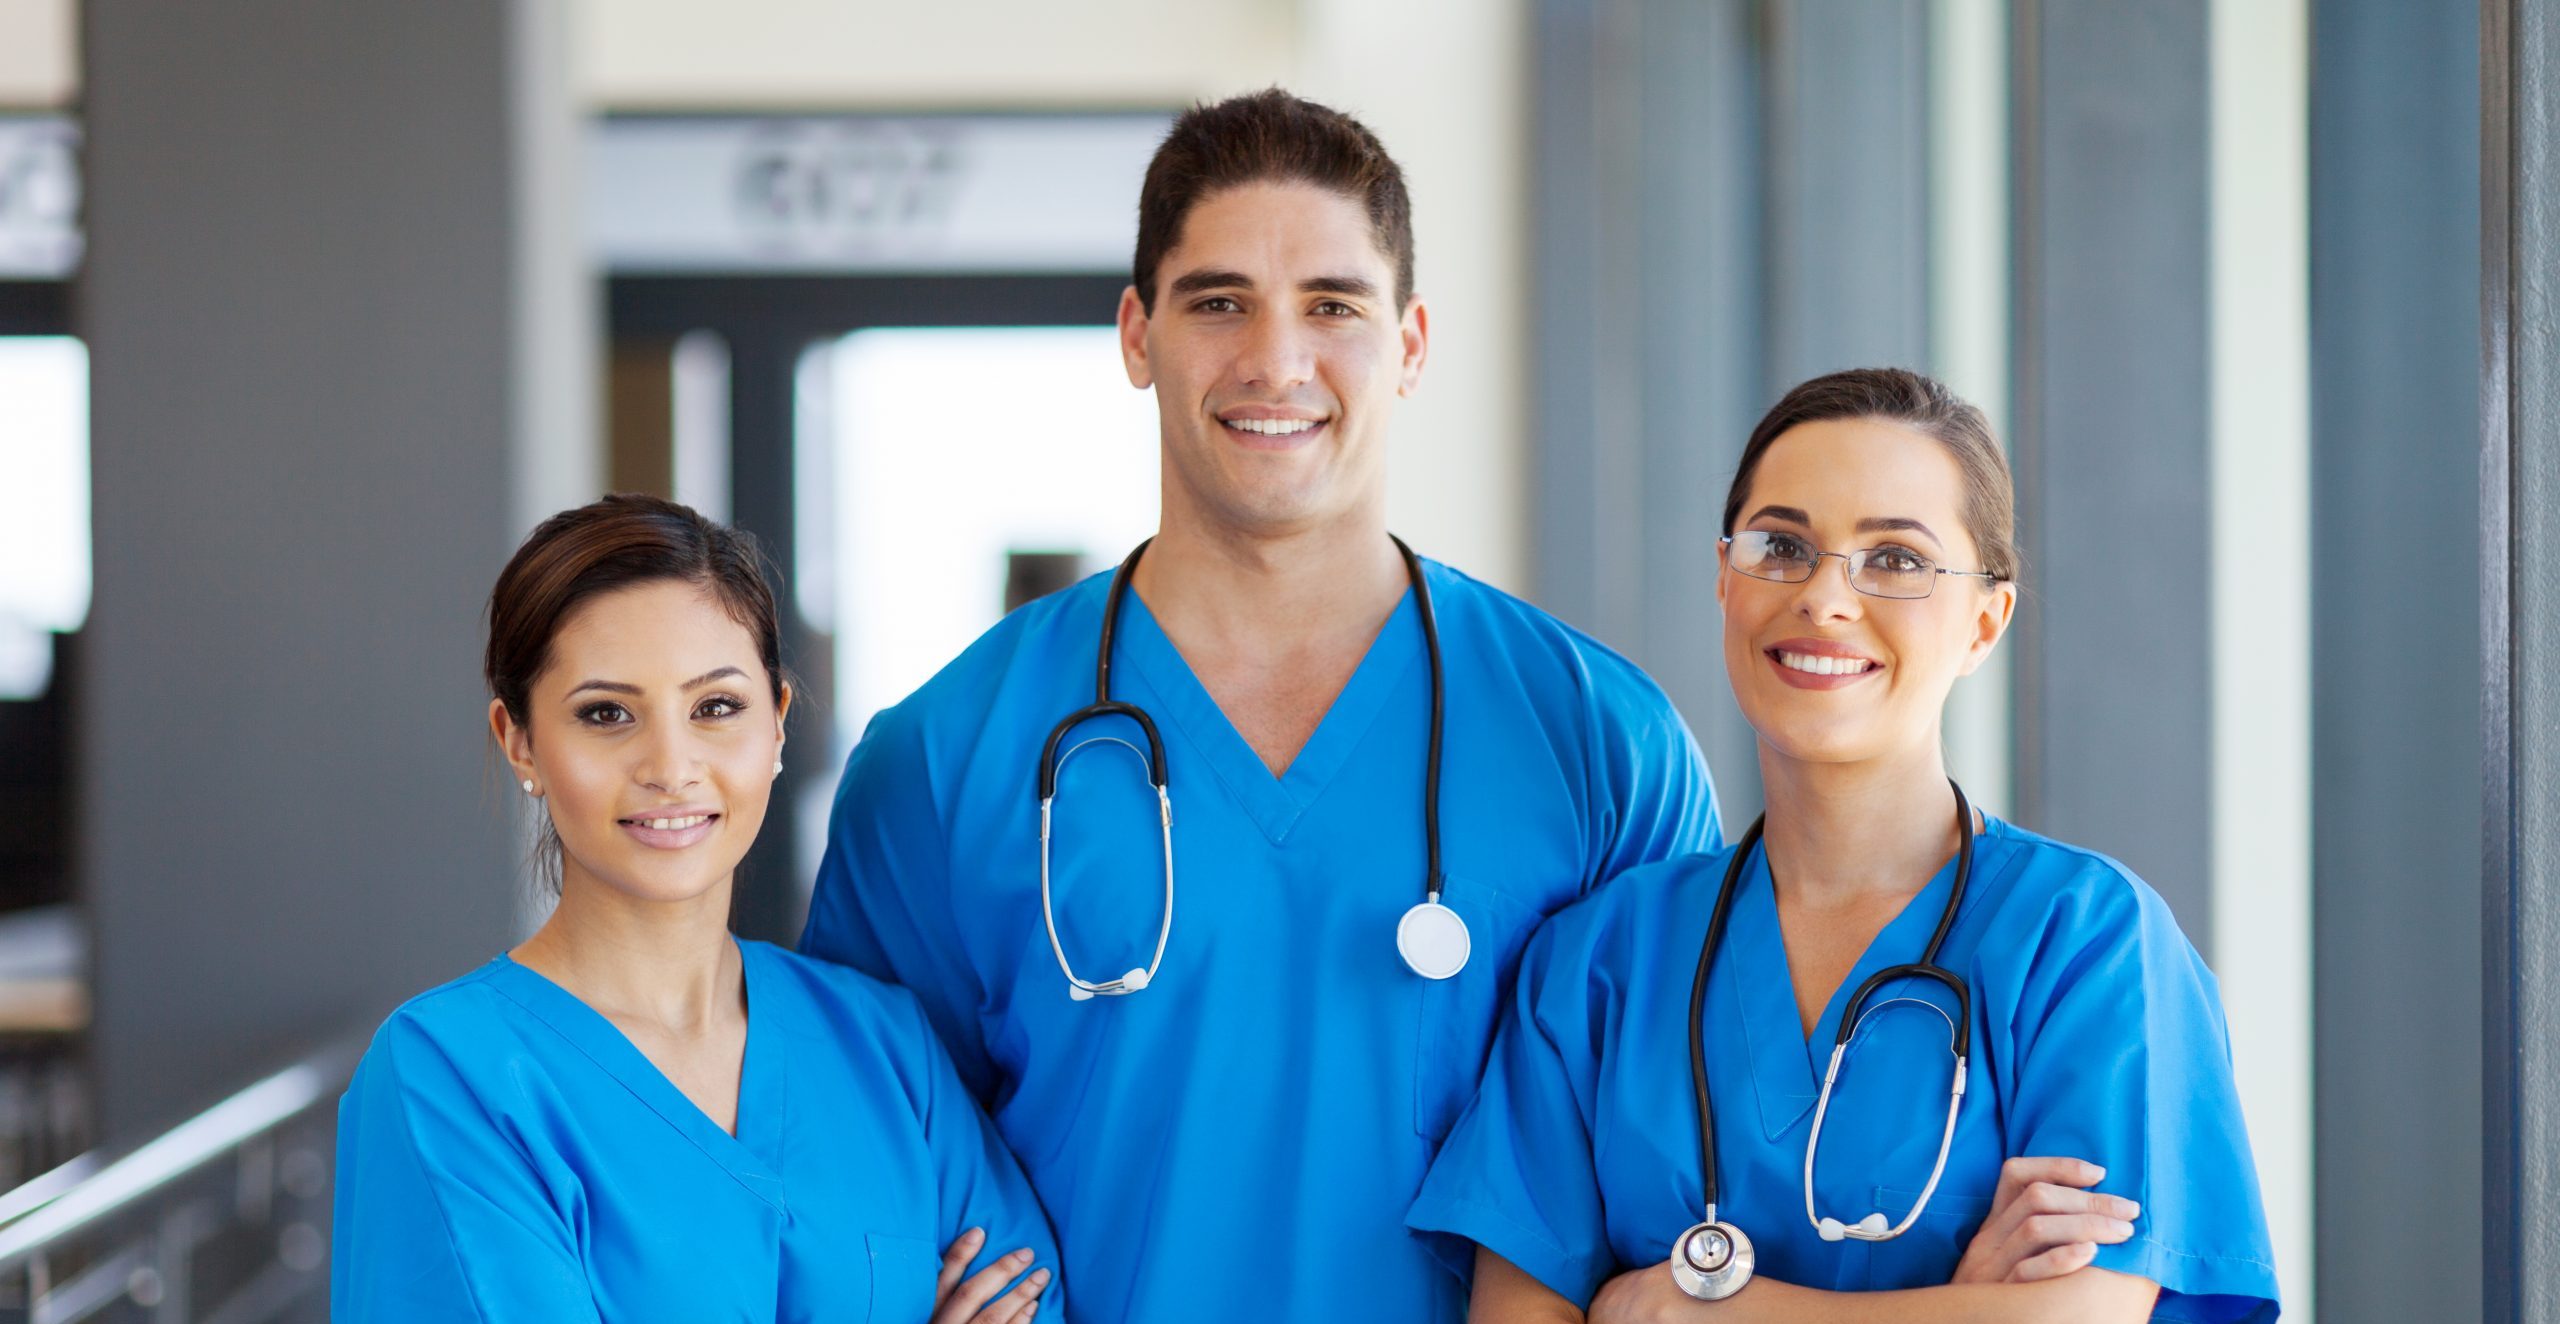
[1408,370,2277,1322]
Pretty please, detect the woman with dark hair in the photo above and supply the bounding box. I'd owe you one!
[332,496,1059,1323]
[1410,371,2278,1322]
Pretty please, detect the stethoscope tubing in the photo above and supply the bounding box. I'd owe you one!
[1038,746,1174,999]
[1412,538,1448,903]
[1687,782,1978,1234]
[1036,536,1448,997]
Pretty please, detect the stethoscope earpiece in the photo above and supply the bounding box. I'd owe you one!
[1064,966,1149,1003]
[1815,1213,1890,1243]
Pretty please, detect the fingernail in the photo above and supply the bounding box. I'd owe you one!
[1032,1268,1052,1285]
[2121,1200,2142,1219]
[2109,1219,2135,1236]
[1010,1248,1034,1264]
[1026,1304,1041,1318]
[964,1227,985,1243]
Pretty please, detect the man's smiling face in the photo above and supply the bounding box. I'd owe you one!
[1118,178,1428,538]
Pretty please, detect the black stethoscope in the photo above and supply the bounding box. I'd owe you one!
[1671,782,1978,1300]
[1034,535,1470,1002]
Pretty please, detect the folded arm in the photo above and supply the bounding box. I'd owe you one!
[1466,1154,2154,1324]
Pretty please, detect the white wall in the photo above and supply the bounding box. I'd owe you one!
[0,0,1534,588]
[579,0,1533,591]
[577,0,1295,110]
[1293,0,1530,592]
[2210,0,2315,1315]
[0,0,75,105]
[1929,0,2013,820]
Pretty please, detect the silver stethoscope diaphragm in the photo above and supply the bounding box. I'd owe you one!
[1669,1215,1755,1300]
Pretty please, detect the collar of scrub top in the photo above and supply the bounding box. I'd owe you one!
[1034,534,1466,1004]
[1671,781,1978,1301]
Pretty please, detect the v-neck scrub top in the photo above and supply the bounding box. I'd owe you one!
[1407,816,2280,1323]
[330,940,1061,1322]
[801,559,1718,1324]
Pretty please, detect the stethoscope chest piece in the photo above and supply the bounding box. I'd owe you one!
[1670,1218,1754,1300]
[1395,899,1470,980]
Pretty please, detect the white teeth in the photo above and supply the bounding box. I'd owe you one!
[636,815,708,831]
[1778,651,1875,676]
[1226,417,1319,436]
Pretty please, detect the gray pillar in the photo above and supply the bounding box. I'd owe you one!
[2009,1,2213,939]
[1763,0,1931,387]
[1534,0,1765,817]
[1534,0,1931,824]
[2482,0,2560,1314]
[2310,2,2482,1318]
[78,1,586,1138]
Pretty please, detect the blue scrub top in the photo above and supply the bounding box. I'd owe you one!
[1408,816,2279,1322]
[331,939,1061,1323]
[802,559,1717,1323]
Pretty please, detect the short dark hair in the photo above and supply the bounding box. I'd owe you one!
[1132,88,1416,313]
[1722,368,2021,583]
[485,495,788,891]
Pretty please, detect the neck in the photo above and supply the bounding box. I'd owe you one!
[1754,738,1966,909]
[513,868,739,1034]
[1132,499,1407,648]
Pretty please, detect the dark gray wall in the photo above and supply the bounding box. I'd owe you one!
[1533,0,1929,823]
[1535,0,1765,816]
[1763,0,1931,388]
[2009,1,2214,940]
[78,2,573,1138]
[2309,2,2481,1318]
[2482,0,2560,1315]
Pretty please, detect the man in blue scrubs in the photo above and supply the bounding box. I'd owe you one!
[803,89,1718,1323]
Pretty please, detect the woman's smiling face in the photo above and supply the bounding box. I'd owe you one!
[494,578,788,907]
[1718,417,2016,769]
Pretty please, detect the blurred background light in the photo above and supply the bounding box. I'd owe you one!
[814,326,1158,742]
[0,335,87,700]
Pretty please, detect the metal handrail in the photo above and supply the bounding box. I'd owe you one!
[0,1040,358,1277]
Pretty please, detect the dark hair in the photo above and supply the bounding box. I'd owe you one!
[1722,368,2020,583]
[1132,88,1416,313]
[486,495,787,890]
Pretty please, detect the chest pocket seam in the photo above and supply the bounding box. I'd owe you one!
[1873,1184,1994,1217]
[864,1231,939,1323]
[1858,1185,1995,1290]
[1414,872,1550,1142]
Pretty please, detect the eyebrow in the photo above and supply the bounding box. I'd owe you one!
[1300,275,1378,299]
[1855,516,1944,549]
[566,665,748,698]
[1165,269,1380,300]
[1169,268,1253,297]
[1743,505,1946,549]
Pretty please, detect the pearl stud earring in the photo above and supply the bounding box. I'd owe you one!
[521,779,536,796]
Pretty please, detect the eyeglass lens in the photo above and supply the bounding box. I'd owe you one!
[1727,531,1939,599]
